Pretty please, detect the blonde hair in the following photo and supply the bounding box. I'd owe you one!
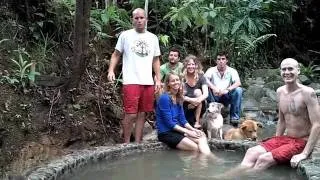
[182,54,203,82]
[163,72,184,104]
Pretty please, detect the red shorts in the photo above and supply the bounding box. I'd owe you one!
[122,85,155,114]
[260,136,307,164]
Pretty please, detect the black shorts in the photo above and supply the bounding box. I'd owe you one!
[158,131,185,148]
[183,101,206,127]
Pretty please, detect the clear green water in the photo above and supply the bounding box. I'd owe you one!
[62,150,306,180]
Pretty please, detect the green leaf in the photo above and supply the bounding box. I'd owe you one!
[73,104,81,110]
[221,22,229,34]
[231,18,245,34]
[183,16,192,27]
[209,3,214,9]
[90,18,102,32]
[209,11,217,18]
[37,21,44,28]
[248,17,258,35]
[0,39,10,44]
[20,63,33,80]
[159,34,170,47]
[10,58,22,69]
[203,12,209,19]
[34,12,45,17]
[312,66,320,72]
[101,13,109,24]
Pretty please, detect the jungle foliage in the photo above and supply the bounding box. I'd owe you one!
[0,0,319,84]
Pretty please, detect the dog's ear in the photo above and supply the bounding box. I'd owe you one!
[204,111,208,118]
[257,122,263,128]
[240,124,247,131]
[218,103,224,110]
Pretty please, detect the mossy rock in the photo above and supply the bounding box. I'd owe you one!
[264,81,283,91]
[251,69,281,83]
[243,85,266,100]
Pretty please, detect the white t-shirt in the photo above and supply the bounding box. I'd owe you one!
[115,29,161,85]
[204,66,240,89]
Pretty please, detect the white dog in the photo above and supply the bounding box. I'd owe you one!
[201,102,224,140]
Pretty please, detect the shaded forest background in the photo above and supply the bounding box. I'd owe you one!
[0,0,319,177]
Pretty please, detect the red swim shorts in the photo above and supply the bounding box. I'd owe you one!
[122,84,155,114]
[260,136,307,164]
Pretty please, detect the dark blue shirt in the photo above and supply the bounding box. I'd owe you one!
[156,93,188,134]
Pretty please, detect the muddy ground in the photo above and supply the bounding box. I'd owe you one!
[0,62,126,177]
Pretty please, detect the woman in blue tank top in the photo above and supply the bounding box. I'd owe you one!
[156,72,212,155]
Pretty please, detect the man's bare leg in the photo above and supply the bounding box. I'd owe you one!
[241,145,267,167]
[252,152,277,170]
[222,152,276,179]
[122,113,137,143]
[213,145,268,179]
[135,112,146,143]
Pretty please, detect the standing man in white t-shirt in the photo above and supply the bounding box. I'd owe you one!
[107,8,161,143]
[204,51,242,126]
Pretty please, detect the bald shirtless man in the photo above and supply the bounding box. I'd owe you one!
[239,58,320,170]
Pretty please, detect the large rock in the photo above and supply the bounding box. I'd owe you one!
[242,70,280,124]
[243,85,266,100]
[264,81,283,91]
[251,69,281,83]
[299,75,312,85]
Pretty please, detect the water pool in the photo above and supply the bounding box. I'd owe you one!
[61,150,305,180]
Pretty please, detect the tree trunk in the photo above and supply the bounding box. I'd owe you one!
[64,0,91,90]
[105,0,117,9]
[144,0,148,29]
[105,0,109,9]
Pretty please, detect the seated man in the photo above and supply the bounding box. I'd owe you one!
[240,58,320,170]
[160,47,184,81]
[204,51,242,126]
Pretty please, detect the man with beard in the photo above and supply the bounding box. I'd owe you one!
[160,47,183,81]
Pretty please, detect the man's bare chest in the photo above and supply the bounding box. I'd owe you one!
[279,92,306,115]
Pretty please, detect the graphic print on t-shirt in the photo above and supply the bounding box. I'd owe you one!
[131,39,150,57]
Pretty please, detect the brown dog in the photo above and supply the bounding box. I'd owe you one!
[224,119,263,141]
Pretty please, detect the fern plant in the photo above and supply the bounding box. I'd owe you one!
[299,62,320,81]
[90,5,131,40]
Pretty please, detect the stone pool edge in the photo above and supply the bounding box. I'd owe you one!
[25,140,318,180]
